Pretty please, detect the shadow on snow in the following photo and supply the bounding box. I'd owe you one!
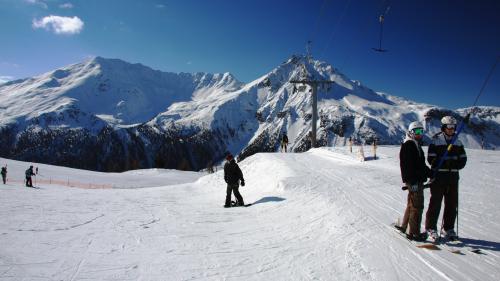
[456,237,500,252]
[252,196,286,205]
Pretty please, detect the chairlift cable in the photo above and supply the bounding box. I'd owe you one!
[319,0,353,58]
[308,0,330,49]
[430,55,500,180]
[472,55,500,107]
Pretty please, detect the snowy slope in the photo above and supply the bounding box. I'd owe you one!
[1,147,499,280]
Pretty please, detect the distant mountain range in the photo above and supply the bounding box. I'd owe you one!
[1,55,499,171]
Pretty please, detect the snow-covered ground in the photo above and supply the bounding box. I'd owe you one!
[1,146,499,280]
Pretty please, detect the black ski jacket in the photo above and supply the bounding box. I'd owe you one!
[427,132,467,183]
[25,167,34,178]
[400,139,431,185]
[224,159,244,185]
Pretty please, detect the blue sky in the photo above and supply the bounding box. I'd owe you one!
[1,0,499,109]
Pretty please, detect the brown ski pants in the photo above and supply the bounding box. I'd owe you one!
[425,182,458,231]
[401,187,424,235]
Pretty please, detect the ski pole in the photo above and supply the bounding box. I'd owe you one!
[457,185,459,237]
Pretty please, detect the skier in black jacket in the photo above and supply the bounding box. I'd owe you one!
[281,133,289,153]
[25,165,35,187]
[425,116,467,241]
[1,166,6,184]
[397,121,431,241]
[223,154,245,207]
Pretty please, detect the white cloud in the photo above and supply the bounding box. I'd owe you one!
[25,0,48,9]
[1,62,20,68]
[186,61,193,65]
[59,3,74,9]
[0,76,14,84]
[156,4,166,8]
[32,15,84,35]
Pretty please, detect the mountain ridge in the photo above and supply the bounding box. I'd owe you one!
[1,55,499,171]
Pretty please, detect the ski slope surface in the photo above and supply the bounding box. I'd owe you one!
[1,146,499,280]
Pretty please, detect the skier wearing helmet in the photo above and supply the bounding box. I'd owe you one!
[396,121,431,241]
[425,116,467,241]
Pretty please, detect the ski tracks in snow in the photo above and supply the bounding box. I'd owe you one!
[303,147,500,281]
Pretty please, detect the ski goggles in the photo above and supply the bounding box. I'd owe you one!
[412,128,424,135]
[445,125,456,130]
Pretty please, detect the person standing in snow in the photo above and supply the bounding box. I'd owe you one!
[1,166,6,184]
[425,116,467,241]
[397,121,431,241]
[281,133,289,153]
[25,165,35,187]
[223,154,245,207]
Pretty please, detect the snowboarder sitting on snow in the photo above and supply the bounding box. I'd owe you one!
[1,166,6,184]
[281,133,289,153]
[425,116,467,241]
[223,153,245,207]
[25,165,35,187]
[397,121,431,241]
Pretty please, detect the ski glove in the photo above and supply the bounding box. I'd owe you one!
[241,180,245,186]
[406,183,419,192]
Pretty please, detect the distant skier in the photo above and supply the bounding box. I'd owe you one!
[1,166,6,184]
[25,165,35,187]
[223,154,245,208]
[281,133,289,153]
[397,121,431,241]
[425,116,467,241]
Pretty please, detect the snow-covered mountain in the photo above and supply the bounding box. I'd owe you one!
[1,56,499,171]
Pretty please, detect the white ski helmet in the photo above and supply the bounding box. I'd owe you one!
[441,116,457,125]
[408,121,423,132]
[407,121,424,139]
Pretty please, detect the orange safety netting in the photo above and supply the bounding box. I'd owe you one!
[4,178,112,189]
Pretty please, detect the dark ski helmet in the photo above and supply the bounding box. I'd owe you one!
[226,154,233,161]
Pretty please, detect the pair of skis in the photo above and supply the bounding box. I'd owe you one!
[392,223,484,255]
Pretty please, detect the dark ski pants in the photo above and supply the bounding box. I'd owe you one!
[225,183,244,206]
[2,175,5,184]
[281,142,287,152]
[401,186,424,235]
[26,177,32,187]
[425,182,458,231]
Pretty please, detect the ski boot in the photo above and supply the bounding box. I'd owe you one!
[426,229,439,243]
[442,229,458,241]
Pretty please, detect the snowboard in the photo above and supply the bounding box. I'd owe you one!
[227,201,252,208]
